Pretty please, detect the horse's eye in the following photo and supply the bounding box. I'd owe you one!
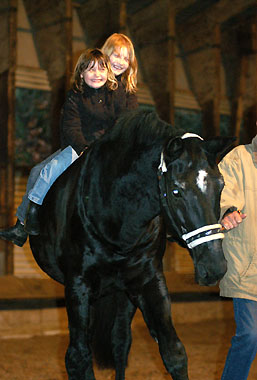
[172,189,180,197]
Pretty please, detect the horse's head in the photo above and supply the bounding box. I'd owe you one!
[158,133,235,286]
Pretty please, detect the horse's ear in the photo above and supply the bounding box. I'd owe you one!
[203,136,236,162]
[164,136,184,163]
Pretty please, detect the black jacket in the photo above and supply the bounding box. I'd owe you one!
[60,80,138,155]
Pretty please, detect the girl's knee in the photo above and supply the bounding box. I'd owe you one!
[247,330,257,348]
[30,164,41,177]
[240,329,257,351]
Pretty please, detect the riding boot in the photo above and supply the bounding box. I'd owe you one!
[0,219,28,247]
[24,201,41,236]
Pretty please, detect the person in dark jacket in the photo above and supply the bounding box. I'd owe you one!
[0,38,138,245]
[25,48,120,235]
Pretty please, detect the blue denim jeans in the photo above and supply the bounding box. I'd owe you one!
[221,298,257,380]
[16,150,61,223]
[28,145,79,205]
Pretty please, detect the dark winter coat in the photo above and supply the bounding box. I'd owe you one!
[60,79,138,155]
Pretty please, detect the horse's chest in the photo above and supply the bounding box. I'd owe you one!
[89,254,157,296]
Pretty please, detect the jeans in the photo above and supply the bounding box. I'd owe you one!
[221,298,257,380]
[28,145,79,205]
[16,149,61,223]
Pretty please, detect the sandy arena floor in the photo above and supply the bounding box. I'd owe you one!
[0,274,256,379]
[0,310,257,380]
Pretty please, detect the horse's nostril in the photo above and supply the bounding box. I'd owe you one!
[197,264,208,279]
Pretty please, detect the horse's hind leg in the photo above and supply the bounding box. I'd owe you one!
[65,281,95,380]
[111,293,137,380]
[137,272,189,380]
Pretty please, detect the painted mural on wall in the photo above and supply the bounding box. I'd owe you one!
[175,108,202,135]
[15,88,52,167]
[14,91,231,168]
[175,108,230,137]
[220,114,231,136]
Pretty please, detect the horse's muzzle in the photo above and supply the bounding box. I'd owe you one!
[195,252,227,286]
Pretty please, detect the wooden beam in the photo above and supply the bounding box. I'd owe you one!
[168,1,175,125]
[201,24,221,138]
[252,20,257,136]
[244,20,257,141]
[50,0,73,151]
[119,1,127,33]
[0,0,17,275]
[65,0,73,92]
[0,72,9,225]
[6,0,17,274]
[232,55,248,139]
[213,24,221,135]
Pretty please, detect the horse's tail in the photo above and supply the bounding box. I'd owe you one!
[91,291,135,369]
[91,293,118,369]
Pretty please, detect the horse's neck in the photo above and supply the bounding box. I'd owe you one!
[80,144,162,247]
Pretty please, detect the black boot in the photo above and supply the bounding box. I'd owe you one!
[0,219,28,247]
[24,201,40,235]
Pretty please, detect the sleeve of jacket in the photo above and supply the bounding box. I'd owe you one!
[60,91,89,155]
[218,148,245,220]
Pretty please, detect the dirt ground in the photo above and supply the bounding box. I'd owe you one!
[0,311,257,380]
[0,276,257,380]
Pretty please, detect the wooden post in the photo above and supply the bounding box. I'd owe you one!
[252,21,257,136]
[202,24,221,138]
[0,72,10,275]
[213,24,221,136]
[232,55,248,139]
[65,0,73,91]
[0,0,17,275]
[50,0,73,151]
[119,1,126,33]
[244,20,257,141]
[168,1,175,125]
[6,0,17,274]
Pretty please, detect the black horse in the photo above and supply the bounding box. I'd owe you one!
[29,109,232,380]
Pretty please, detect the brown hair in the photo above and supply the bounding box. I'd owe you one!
[72,48,117,92]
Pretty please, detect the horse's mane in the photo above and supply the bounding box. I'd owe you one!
[88,108,184,178]
[103,108,182,147]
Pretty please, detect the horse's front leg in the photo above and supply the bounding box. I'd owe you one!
[65,278,95,380]
[137,272,189,380]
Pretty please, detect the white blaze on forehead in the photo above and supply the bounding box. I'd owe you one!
[196,170,208,193]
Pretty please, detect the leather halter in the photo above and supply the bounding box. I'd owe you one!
[157,133,224,249]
